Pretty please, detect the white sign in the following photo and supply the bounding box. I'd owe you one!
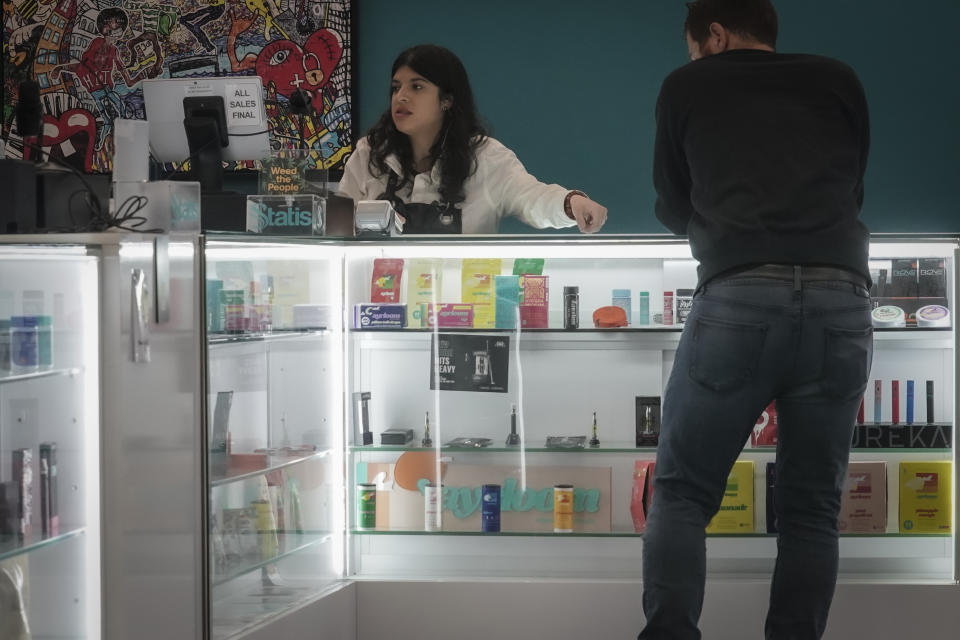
[226,81,263,128]
[183,82,214,96]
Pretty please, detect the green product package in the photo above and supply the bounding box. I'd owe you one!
[512,258,544,276]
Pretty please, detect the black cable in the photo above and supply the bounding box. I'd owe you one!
[19,138,163,232]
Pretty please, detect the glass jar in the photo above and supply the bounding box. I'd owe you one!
[10,315,39,374]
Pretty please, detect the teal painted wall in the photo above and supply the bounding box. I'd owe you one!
[354,0,959,234]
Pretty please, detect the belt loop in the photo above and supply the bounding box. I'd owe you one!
[793,265,801,292]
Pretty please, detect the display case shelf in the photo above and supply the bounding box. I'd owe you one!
[212,531,334,587]
[0,527,86,562]
[208,329,328,345]
[350,529,951,539]
[0,366,82,385]
[350,443,951,454]
[211,449,332,487]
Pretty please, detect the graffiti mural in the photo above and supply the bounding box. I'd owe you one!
[2,0,353,173]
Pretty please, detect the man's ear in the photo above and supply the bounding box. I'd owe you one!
[708,22,728,52]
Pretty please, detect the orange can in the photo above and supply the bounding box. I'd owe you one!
[553,484,574,533]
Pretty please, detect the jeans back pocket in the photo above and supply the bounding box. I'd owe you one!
[689,317,768,392]
[820,326,873,400]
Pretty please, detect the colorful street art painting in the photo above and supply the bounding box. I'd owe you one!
[2,0,353,173]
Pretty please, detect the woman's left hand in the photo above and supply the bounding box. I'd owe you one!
[569,195,607,233]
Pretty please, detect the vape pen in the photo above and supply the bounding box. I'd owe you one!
[891,380,899,424]
[857,397,865,425]
[873,380,882,423]
[926,380,935,424]
[906,380,915,425]
[877,268,888,297]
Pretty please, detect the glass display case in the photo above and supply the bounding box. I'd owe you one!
[0,243,101,639]
[203,237,345,639]
[343,235,958,584]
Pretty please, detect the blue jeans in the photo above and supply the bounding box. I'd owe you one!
[639,272,873,640]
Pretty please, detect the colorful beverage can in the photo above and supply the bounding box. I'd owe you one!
[424,482,442,531]
[553,484,574,533]
[481,484,501,533]
[357,483,377,530]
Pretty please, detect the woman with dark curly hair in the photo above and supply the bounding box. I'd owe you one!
[339,44,606,234]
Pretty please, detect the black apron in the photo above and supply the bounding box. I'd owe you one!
[377,172,462,234]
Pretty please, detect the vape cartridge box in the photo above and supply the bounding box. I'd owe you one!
[424,303,474,328]
[40,442,59,537]
[707,460,754,533]
[765,463,777,533]
[461,258,501,329]
[917,258,947,300]
[354,304,406,329]
[494,275,521,329]
[635,396,661,447]
[888,259,919,298]
[839,461,887,533]
[13,448,32,538]
[630,460,656,533]
[519,275,549,328]
[899,461,952,533]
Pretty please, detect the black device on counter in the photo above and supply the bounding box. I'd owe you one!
[380,428,414,445]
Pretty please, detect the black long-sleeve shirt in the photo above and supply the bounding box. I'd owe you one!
[653,49,870,288]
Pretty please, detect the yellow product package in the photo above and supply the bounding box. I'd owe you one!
[461,259,502,328]
[405,260,443,328]
[706,460,755,533]
[899,461,952,533]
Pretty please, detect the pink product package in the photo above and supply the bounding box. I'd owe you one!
[751,401,778,447]
[519,275,549,328]
[630,461,656,532]
[424,303,474,328]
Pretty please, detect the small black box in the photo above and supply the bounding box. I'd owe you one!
[380,428,414,445]
[0,159,37,233]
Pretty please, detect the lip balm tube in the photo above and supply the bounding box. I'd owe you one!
[906,380,915,425]
[873,380,882,423]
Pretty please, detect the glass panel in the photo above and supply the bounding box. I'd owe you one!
[204,238,344,639]
[344,238,956,583]
[0,245,101,638]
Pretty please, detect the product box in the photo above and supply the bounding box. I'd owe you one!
[635,396,661,446]
[371,258,404,303]
[612,289,631,325]
[750,401,778,447]
[462,259,501,329]
[766,462,777,533]
[354,304,406,329]
[889,259,919,298]
[423,303,474,328]
[839,461,887,533]
[918,258,948,300]
[406,260,442,327]
[494,275,521,329]
[39,442,59,537]
[899,461,952,533]
[13,448,32,538]
[676,289,695,325]
[519,275,549,328]
[630,460,656,532]
[706,460,754,533]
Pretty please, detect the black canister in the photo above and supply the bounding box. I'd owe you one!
[563,286,579,330]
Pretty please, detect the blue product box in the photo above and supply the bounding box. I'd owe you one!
[495,275,521,329]
[354,304,407,329]
[637,291,650,325]
[612,289,632,325]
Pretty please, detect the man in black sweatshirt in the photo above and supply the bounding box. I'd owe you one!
[640,2,873,639]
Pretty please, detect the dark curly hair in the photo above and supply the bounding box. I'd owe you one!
[365,45,487,205]
[685,0,778,49]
